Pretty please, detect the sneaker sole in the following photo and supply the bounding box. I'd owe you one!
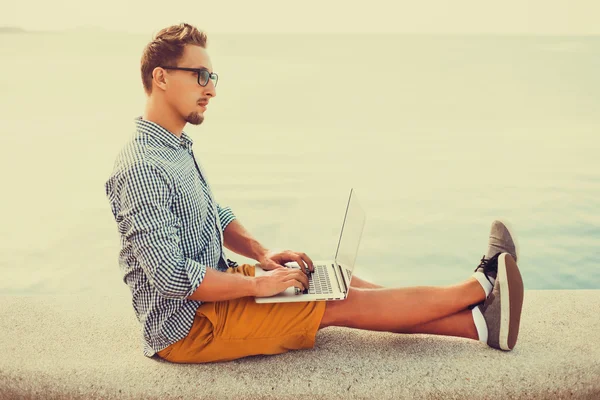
[497,253,524,350]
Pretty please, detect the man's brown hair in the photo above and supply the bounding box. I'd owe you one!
[140,23,208,95]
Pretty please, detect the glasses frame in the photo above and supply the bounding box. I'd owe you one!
[160,66,218,87]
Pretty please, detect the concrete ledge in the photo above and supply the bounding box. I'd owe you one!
[0,290,598,399]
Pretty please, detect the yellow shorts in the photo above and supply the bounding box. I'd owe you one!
[156,263,327,363]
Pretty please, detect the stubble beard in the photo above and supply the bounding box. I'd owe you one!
[185,111,204,125]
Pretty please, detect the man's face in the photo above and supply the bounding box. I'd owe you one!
[159,45,216,126]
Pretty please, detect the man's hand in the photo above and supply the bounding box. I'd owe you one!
[257,249,315,274]
[254,268,310,297]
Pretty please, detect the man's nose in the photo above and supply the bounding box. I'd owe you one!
[204,80,216,97]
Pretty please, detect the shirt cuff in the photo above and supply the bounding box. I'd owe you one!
[184,259,207,299]
[217,205,236,232]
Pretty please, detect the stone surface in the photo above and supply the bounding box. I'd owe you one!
[0,290,598,399]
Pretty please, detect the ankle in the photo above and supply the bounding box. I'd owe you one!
[467,277,487,304]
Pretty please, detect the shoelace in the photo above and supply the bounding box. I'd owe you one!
[474,251,502,285]
[226,258,239,268]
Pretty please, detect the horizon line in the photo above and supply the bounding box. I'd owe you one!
[2,26,600,36]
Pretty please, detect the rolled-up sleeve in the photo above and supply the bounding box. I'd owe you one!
[217,203,236,231]
[113,162,206,300]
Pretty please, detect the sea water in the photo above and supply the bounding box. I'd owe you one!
[0,32,598,295]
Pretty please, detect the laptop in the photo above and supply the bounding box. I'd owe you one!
[254,188,366,303]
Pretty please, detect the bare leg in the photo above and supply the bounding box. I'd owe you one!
[345,276,477,340]
[403,309,479,340]
[320,277,485,334]
[350,275,385,289]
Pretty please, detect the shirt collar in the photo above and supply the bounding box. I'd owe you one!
[134,116,194,150]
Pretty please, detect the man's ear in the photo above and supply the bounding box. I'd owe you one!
[152,67,168,91]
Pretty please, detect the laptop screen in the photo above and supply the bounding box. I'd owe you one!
[334,188,366,286]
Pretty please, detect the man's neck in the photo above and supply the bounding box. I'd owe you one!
[143,97,185,138]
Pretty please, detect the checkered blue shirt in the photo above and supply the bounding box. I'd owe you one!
[105,116,237,357]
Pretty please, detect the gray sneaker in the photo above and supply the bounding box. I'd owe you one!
[486,220,519,263]
[468,220,520,309]
[468,251,501,310]
[479,253,524,351]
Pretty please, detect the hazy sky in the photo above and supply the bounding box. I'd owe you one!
[3,0,600,34]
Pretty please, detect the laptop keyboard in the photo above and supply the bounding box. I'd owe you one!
[306,264,332,295]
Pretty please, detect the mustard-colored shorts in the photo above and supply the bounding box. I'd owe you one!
[156,263,327,364]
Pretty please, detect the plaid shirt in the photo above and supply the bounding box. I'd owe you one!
[105,116,237,357]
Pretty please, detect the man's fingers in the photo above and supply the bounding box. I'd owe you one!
[295,270,309,290]
[291,254,308,274]
[298,252,314,272]
[303,273,310,290]
[284,273,309,291]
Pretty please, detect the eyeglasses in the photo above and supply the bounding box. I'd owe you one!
[160,66,218,87]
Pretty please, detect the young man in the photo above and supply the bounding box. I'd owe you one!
[105,23,524,364]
